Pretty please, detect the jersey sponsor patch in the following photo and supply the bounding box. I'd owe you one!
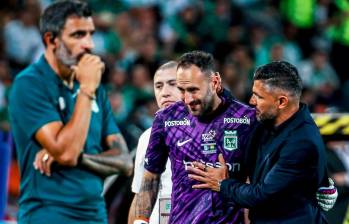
[183,160,241,172]
[201,130,217,154]
[223,116,251,125]
[164,118,190,128]
[201,142,216,154]
[223,130,238,151]
[177,138,192,147]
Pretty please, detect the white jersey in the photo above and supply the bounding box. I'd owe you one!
[131,128,172,224]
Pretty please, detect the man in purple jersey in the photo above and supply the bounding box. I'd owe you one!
[133,51,257,224]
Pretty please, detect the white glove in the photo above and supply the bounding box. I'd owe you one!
[316,178,338,211]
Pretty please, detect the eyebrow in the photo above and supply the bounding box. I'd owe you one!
[155,79,176,85]
[166,79,176,83]
[69,29,95,36]
[252,91,262,98]
[154,81,163,85]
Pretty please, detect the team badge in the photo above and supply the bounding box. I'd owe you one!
[58,96,66,111]
[223,130,238,151]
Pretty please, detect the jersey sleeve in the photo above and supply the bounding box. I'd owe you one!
[131,129,151,193]
[144,112,168,174]
[9,76,61,139]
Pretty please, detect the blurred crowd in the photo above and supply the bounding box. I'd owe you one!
[1,0,349,222]
[1,0,349,145]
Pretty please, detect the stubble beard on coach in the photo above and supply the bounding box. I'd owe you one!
[256,110,277,126]
[55,41,85,67]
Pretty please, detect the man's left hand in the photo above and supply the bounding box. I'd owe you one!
[187,154,228,192]
[33,149,55,176]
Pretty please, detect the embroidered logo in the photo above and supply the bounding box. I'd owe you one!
[223,116,250,125]
[164,118,190,127]
[223,130,238,151]
[177,138,192,147]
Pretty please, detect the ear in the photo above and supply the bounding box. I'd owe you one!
[277,95,288,109]
[211,72,222,93]
[43,32,57,48]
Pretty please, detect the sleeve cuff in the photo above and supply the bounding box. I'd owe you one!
[219,178,241,203]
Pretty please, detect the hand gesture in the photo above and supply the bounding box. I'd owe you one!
[187,154,228,192]
[33,149,55,176]
[72,54,104,93]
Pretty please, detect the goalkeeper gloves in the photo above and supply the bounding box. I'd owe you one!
[316,178,338,211]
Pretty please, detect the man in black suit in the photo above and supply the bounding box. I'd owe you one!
[188,61,329,223]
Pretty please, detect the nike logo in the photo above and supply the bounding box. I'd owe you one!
[177,139,192,147]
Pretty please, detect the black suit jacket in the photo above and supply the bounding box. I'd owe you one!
[220,104,328,223]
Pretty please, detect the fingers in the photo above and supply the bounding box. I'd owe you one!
[33,150,46,174]
[33,149,54,177]
[218,153,225,164]
[187,166,207,177]
[43,156,54,176]
[192,183,210,189]
[328,178,334,186]
[192,161,206,171]
[188,173,208,183]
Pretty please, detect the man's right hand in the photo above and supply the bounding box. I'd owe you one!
[73,54,104,93]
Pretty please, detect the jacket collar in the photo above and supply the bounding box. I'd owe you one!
[252,103,312,181]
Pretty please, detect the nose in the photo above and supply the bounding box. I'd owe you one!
[161,84,171,98]
[249,95,256,106]
[82,35,95,51]
[184,92,194,105]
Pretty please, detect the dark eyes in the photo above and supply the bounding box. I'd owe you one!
[71,31,94,38]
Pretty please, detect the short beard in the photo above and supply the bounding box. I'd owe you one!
[55,41,79,67]
[199,87,215,117]
[257,113,276,127]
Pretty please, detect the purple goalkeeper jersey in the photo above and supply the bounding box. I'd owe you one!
[145,94,256,224]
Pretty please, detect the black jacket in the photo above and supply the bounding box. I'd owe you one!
[220,104,328,223]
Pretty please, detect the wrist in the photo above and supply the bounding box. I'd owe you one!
[217,179,222,192]
[79,85,96,95]
[79,88,96,101]
[77,152,84,165]
[134,218,149,224]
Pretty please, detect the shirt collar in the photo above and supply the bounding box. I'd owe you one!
[35,55,62,85]
[270,103,306,134]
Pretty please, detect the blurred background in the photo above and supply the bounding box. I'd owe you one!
[1,0,349,223]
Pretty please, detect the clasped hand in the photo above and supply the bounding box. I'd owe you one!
[187,153,228,192]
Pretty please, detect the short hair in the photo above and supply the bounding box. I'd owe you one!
[39,0,92,45]
[177,51,215,76]
[253,61,303,98]
[155,61,178,75]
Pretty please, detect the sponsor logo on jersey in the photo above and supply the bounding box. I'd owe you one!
[223,130,238,151]
[164,118,190,127]
[183,160,240,172]
[177,138,192,147]
[223,116,250,125]
[201,142,216,154]
[201,130,216,142]
[200,130,217,154]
